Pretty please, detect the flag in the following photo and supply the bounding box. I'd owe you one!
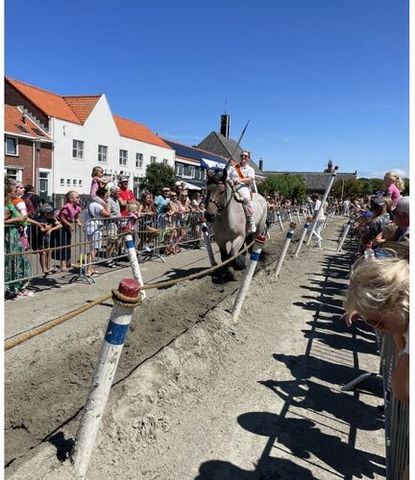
[200,157,226,171]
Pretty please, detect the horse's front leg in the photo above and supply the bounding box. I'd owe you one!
[231,235,246,271]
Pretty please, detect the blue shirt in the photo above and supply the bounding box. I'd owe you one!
[154,195,170,215]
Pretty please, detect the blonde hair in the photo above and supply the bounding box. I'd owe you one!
[126,202,140,213]
[344,258,409,318]
[91,166,104,177]
[384,171,405,192]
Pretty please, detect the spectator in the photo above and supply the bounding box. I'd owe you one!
[344,257,409,403]
[384,171,405,211]
[364,195,390,248]
[23,184,41,219]
[118,176,136,217]
[84,187,111,276]
[4,178,33,298]
[90,166,109,204]
[54,191,82,271]
[155,187,171,217]
[105,186,122,264]
[32,204,62,276]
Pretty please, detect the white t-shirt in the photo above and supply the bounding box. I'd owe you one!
[85,201,105,235]
[228,164,255,190]
[313,199,326,220]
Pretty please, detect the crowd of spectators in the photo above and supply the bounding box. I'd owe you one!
[4,168,208,299]
[341,170,409,480]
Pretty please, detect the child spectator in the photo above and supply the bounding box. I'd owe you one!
[90,166,109,206]
[32,204,62,276]
[384,171,405,211]
[54,191,82,271]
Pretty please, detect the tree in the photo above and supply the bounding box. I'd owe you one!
[258,174,306,201]
[332,178,363,200]
[141,162,176,194]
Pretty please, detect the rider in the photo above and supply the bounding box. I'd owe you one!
[228,150,257,233]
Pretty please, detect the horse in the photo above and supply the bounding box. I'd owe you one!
[204,168,268,282]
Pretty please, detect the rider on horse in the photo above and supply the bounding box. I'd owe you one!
[228,150,257,233]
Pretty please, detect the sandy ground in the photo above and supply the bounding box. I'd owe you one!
[5,219,386,479]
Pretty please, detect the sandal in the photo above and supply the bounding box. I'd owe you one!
[17,289,35,298]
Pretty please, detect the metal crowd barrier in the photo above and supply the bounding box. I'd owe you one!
[337,216,409,480]
[4,205,295,291]
[4,211,206,288]
[380,334,409,480]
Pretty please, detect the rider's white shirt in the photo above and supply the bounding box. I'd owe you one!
[228,163,255,191]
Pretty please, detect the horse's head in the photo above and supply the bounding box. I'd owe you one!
[205,168,229,223]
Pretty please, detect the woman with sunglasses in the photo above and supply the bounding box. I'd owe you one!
[344,257,409,403]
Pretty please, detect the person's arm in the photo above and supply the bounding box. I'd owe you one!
[100,202,111,218]
[5,215,27,224]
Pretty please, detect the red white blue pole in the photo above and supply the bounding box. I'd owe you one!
[232,235,266,322]
[337,218,353,252]
[201,221,216,266]
[125,233,146,299]
[277,211,284,231]
[72,279,141,478]
[295,217,312,257]
[306,172,337,246]
[274,223,296,278]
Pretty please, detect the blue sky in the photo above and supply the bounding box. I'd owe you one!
[5,0,409,178]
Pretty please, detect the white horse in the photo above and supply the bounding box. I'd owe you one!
[205,168,267,281]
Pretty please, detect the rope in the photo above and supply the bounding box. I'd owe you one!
[5,238,256,351]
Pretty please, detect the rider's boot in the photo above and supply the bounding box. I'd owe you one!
[247,216,257,233]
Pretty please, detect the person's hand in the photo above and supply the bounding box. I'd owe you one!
[342,310,361,327]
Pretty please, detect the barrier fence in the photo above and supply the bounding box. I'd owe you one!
[5,206,313,291]
[338,215,409,480]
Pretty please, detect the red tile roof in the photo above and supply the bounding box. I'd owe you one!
[4,105,52,140]
[7,78,83,124]
[62,96,101,123]
[113,114,172,149]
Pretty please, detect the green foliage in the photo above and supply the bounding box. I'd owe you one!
[332,177,391,200]
[258,174,306,201]
[141,162,176,194]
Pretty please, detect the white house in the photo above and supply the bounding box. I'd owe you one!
[6,78,175,197]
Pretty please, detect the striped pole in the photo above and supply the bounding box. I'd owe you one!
[277,211,284,231]
[288,209,293,223]
[232,235,266,322]
[306,172,337,246]
[72,279,141,479]
[201,221,216,266]
[125,233,146,299]
[337,218,353,252]
[274,222,296,278]
[296,209,301,223]
[295,217,312,257]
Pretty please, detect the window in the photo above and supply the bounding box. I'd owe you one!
[60,178,64,186]
[175,163,183,176]
[150,155,156,164]
[79,179,83,187]
[5,136,18,155]
[4,168,22,181]
[119,149,128,166]
[163,159,169,165]
[67,179,71,186]
[136,153,143,168]
[73,139,84,159]
[195,167,202,180]
[73,179,77,186]
[183,164,195,178]
[98,145,108,163]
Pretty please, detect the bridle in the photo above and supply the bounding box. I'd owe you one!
[206,181,233,215]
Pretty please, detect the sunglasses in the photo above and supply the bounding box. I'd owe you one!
[240,154,248,158]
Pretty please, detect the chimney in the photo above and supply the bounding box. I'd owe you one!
[220,114,230,139]
[259,158,263,171]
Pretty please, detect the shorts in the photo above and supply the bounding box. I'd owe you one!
[87,230,103,251]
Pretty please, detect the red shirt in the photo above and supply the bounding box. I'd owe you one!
[118,188,136,216]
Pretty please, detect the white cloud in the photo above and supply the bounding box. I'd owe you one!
[357,167,408,179]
